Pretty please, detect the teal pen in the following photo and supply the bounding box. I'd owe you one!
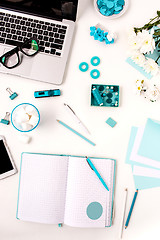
[86,157,109,191]
[125,189,138,229]
[56,120,96,146]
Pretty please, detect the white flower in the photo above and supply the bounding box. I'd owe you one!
[138,30,155,54]
[128,34,141,50]
[146,85,160,102]
[134,79,147,95]
[144,58,159,75]
[131,50,146,67]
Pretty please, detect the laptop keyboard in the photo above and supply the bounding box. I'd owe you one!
[0,12,68,57]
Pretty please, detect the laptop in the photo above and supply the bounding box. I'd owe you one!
[0,0,78,85]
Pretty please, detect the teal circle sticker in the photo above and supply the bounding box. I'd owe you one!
[86,202,103,220]
[90,69,100,79]
[91,56,100,66]
[79,62,89,72]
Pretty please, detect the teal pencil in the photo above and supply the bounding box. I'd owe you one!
[56,120,96,146]
[125,189,138,229]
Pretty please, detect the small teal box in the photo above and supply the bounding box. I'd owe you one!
[91,84,119,107]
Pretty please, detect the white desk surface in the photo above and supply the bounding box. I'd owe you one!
[1,0,160,239]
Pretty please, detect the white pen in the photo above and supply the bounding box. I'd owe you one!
[64,103,90,134]
[119,188,128,239]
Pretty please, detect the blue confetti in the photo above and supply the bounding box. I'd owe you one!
[89,26,115,45]
[115,6,123,11]
[106,1,114,8]
[96,0,125,16]
[99,6,107,15]
[118,0,124,5]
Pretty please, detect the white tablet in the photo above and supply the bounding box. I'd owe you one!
[0,136,17,180]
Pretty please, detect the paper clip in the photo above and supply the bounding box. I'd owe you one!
[0,112,10,125]
[6,87,18,100]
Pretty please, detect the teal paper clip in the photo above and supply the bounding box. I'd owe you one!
[0,112,10,125]
[6,87,18,100]
[34,89,61,98]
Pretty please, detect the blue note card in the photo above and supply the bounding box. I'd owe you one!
[138,118,160,162]
[126,57,152,79]
[125,127,138,165]
[126,126,160,190]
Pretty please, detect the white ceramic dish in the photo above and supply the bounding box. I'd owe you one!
[11,103,40,132]
[94,0,129,19]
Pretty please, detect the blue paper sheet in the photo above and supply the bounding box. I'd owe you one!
[126,126,160,190]
[138,118,160,162]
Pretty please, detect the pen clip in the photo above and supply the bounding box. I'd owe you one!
[86,156,93,170]
[64,103,76,115]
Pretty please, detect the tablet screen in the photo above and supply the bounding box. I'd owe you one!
[0,139,14,174]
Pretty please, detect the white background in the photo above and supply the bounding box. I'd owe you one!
[1,0,160,239]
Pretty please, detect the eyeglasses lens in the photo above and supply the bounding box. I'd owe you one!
[2,52,19,68]
[22,39,39,56]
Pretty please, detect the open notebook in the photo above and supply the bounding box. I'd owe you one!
[16,153,116,228]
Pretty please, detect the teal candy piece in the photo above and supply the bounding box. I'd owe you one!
[96,28,102,35]
[106,0,114,8]
[99,6,107,15]
[118,0,124,5]
[86,202,103,220]
[114,10,121,14]
[99,36,104,42]
[90,26,96,31]
[105,10,112,16]
[115,5,123,11]
[106,117,117,128]
[97,0,104,7]
[105,39,110,44]
[103,0,109,3]
[90,31,95,36]
[110,39,114,44]
[94,33,99,40]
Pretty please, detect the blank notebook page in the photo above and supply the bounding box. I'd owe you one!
[64,157,115,228]
[17,153,68,224]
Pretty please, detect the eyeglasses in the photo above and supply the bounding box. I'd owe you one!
[0,38,39,69]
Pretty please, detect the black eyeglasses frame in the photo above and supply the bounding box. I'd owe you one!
[0,38,39,69]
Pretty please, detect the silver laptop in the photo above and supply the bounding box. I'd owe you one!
[0,0,78,85]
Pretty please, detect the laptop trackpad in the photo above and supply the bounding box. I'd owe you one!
[1,47,33,76]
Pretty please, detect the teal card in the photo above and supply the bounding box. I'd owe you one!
[138,118,160,162]
[125,127,138,164]
[133,175,160,190]
[126,57,152,79]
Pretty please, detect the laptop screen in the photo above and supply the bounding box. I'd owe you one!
[0,0,78,21]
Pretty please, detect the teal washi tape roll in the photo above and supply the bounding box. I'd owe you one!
[92,87,103,106]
